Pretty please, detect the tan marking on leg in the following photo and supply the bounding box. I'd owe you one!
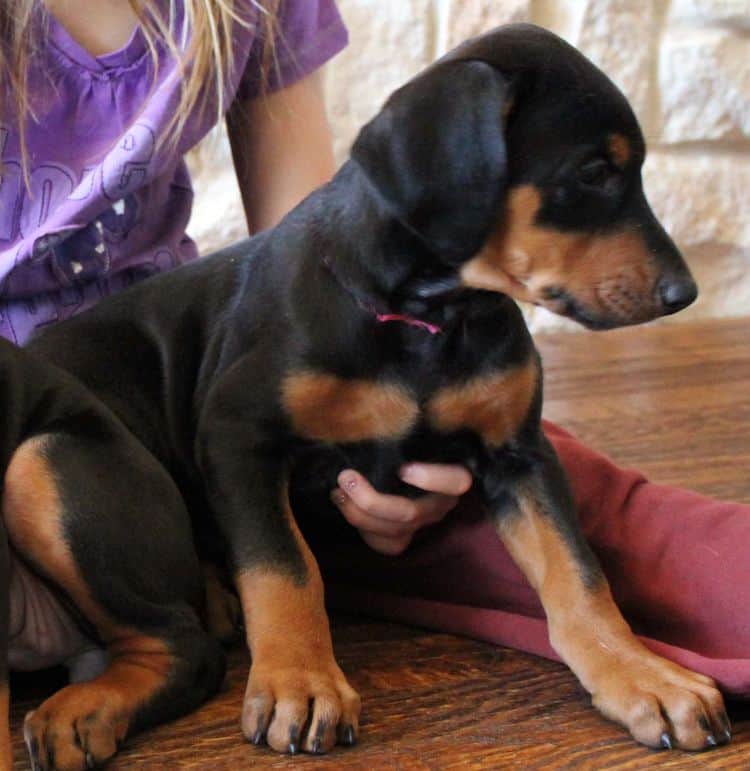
[238,492,360,754]
[497,493,632,672]
[0,682,10,771]
[460,184,661,325]
[608,132,631,167]
[427,359,538,446]
[238,496,332,667]
[4,436,113,636]
[4,437,181,767]
[282,371,419,443]
[497,491,728,750]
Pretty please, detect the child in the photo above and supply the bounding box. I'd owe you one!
[2,0,749,713]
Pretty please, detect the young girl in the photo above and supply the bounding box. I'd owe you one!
[2,0,749,750]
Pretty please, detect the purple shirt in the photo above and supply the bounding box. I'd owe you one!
[0,1,347,344]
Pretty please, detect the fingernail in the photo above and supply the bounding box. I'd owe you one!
[660,732,673,750]
[330,489,347,506]
[399,464,420,483]
[340,472,358,491]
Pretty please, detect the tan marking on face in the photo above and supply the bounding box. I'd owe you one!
[460,185,542,300]
[608,133,631,167]
[282,371,419,443]
[461,184,661,325]
[427,359,538,446]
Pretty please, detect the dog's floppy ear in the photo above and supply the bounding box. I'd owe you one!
[351,60,509,263]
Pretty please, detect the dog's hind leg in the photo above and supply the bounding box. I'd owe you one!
[3,432,225,771]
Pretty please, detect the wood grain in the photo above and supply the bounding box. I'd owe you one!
[9,317,750,769]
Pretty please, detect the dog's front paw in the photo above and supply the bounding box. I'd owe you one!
[592,655,731,751]
[242,659,361,754]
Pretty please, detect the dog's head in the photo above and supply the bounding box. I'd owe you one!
[351,24,696,329]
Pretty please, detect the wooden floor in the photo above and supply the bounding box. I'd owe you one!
[10,317,750,769]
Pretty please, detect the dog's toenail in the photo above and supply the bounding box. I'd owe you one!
[706,733,718,747]
[660,732,673,750]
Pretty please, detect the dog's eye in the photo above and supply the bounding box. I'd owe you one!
[578,158,615,188]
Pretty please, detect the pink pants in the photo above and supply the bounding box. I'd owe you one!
[312,421,750,696]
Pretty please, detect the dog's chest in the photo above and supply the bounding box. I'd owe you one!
[281,358,537,450]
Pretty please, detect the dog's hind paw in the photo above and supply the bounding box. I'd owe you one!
[23,687,126,771]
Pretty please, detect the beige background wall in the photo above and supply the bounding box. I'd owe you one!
[188,0,750,332]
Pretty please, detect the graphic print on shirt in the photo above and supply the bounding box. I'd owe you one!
[0,122,155,254]
[0,121,178,344]
[101,123,156,202]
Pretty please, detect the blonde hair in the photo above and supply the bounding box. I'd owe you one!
[0,0,278,182]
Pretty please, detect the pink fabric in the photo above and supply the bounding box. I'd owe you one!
[311,420,750,696]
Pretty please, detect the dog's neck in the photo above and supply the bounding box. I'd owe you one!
[320,254,444,335]
[313,162,466,329]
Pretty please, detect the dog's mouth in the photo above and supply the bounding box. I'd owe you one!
[540,286,662,330]
[542,289,614,330]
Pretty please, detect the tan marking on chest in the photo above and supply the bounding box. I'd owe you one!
[427,360,538,446]
[282,371,419,443]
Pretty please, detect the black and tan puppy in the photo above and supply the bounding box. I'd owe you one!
[2,23,728,769]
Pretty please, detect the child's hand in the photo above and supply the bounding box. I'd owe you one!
[330,464,472,556]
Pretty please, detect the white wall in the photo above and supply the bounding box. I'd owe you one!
[188,0,750,331]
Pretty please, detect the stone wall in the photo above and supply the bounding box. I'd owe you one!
[188,0,750,332]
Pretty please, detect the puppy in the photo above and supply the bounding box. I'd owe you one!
[5,23,726,769]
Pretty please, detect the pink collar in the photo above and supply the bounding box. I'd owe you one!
[322,256,442,335]
[374,312,442,335]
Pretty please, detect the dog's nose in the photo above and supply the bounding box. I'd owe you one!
[658,276,698,314]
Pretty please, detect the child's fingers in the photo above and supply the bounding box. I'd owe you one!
[399,463,472,496]
[358,531,413,556]
[336,471,421,523]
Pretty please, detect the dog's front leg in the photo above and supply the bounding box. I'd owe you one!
[197,402,360,755]
[488,434,730,751]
